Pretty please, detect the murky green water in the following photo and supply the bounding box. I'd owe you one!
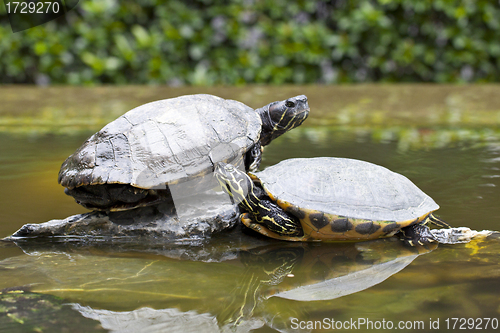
[0,86,499,332]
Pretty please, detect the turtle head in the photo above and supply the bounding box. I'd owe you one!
[214,162,252,205]
[257,95,309,146]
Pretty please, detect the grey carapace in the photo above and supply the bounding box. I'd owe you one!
[59,94,309,211]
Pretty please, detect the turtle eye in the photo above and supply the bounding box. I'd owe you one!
[225,165,234,172]
[285,100,295,108]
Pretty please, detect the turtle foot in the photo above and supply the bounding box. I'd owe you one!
[245,142,263,172]
[398,224,437,247]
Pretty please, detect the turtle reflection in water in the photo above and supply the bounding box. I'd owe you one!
[215,157,451,246]
[0,241,434,331]
[59,94,309,211]
[221,239,436,327]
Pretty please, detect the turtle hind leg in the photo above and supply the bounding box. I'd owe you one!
[398,224,437,246]
[245,142,263,172]
[423,213,452,229]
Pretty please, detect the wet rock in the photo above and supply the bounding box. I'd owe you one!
[430,227,497,244]
[3,190,240,243]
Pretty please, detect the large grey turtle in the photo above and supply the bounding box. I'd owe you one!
[59,94,309,211]
[215,157,451,245]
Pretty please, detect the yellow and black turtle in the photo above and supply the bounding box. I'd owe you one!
[58,94,309,211]
[214,157,451,245]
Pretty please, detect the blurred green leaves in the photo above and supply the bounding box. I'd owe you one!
[0,0,499,85]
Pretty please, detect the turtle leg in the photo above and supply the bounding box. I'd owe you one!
[240,193,304,240]
[65,185,113,209]
[240,212,303,241]
[398,223,437,246]
[423,213,452,229]
[245,142,263,172]
[256,199,303,236]
[241,212,278,238]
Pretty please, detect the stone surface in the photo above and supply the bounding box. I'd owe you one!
[430,227,496,244]
[3,190,239,243]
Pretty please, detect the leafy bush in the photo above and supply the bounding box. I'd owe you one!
[1,0,499,84]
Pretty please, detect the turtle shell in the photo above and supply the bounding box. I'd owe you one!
[59,94,261,191]
[251,157,440,240]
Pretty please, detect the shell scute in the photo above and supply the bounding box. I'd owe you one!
[284,204,306,220]
[330,218,353,233]
[308,213,330,229]
[382,222,401,235]
[354,221,381,235]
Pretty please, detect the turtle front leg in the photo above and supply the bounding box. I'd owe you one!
[242,199,303,239]
[245,142,263,172]
[241,212,274,237]
[398,224,437,246]
[241,212,304,241]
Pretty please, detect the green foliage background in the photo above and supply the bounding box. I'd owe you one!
[1,0,499,85]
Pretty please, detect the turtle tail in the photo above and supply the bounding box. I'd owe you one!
[424,213,452,229]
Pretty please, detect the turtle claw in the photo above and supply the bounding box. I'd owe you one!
[246,143,263,172]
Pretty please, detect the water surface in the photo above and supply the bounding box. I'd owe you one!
[0,85,499,332]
